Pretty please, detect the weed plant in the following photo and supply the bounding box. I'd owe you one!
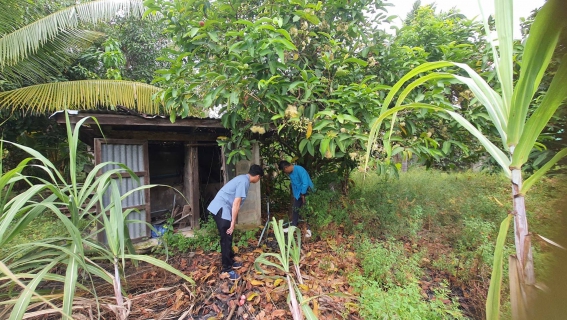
[356,237,423,287]
[159,218,258,255]
[351,236,463,319]
[159,218,219,254]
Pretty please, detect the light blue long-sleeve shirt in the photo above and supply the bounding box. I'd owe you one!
[288,165,314,200]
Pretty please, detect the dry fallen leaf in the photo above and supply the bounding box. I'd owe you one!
[313,299,319,317]
[247,292,259,301]
[272,309,287,317]
[250,279,264,286]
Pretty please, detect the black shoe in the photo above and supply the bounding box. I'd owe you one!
[232,261,243,270]
[221,270,241,281]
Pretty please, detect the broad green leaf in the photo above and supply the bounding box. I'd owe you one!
[447,111,511,177]
[508,0,567,145]
[319,138,331,156]
[294,10,321,25]
[124,254,194,284]
[312,120,332,131]
[512,54,567,167]
[234,19,253,27]
[275,29,292,42]
[486,214,512,320]
[342,114,361,123]
[299,139,309,153]
[343,57,368,67]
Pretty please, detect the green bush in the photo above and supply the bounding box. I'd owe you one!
[159,218,258,254]
[160,218,220,254]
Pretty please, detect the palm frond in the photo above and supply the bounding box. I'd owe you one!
[0,80,162,114]
[0,0,145,69]
[0,0,39,34]
[0,30,104,85]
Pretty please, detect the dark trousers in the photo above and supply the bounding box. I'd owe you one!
[211,209,235,272]
[291,196,304,227]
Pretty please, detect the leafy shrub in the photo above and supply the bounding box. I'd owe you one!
[160,218,220,254]
[160,218,258,254]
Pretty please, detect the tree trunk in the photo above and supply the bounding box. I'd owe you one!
[510,151,535,315]
[401,156,408,172]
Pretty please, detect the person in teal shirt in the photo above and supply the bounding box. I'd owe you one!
[278,160,314,235]
[207,164,264,280]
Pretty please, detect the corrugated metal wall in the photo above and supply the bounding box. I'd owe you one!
[101,143,148,239]
[101,144,145,172]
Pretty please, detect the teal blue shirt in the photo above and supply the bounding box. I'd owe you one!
[207,174,250,221]
[289,165,314,200]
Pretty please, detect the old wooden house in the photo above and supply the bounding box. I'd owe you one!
[54,110,261,242]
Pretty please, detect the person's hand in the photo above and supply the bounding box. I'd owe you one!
[227,223,235,235]
[301,194,306,203]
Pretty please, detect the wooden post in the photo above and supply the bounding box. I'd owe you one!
[184,145,200,230]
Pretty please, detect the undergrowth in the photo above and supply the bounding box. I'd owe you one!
[157,218,258,255]
[305,167,566,319]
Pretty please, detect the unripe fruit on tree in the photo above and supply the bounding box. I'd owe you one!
[199,21,205,27]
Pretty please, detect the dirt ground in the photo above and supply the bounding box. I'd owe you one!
[22,225,485,319]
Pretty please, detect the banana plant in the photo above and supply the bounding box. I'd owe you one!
[364,0,567,318]
[0,112,193,320]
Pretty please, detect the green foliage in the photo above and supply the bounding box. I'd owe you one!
[158,218,256,255]
[364,0,567,316]
[0,112,192,319]
[350,236,463,319]
[352,277,464,320]
[160,218,220,254]
[235,228,257,248]
[144,0,392,171]
[357,237,423,287]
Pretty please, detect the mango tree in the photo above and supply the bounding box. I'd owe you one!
[143,0,394,175]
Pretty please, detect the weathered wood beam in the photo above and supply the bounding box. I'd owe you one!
[55,112,224,128]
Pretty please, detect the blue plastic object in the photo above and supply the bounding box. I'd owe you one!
[151,224,168,238]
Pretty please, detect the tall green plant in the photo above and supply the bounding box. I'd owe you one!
[0,0,162,113]
[0,112,192,319]
[255,218,317,320]
[364,0,567,318]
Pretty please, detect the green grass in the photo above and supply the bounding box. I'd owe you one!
[305,167,566,319]
[0,212,69,260]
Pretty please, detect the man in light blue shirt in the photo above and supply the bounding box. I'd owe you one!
[278,160,314,235]
[207,164,264,280]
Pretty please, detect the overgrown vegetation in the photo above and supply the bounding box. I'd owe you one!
[157,217,258,255]
[303,168,566,318]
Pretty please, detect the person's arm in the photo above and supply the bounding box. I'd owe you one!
[227,197,242,235]
[299,168,310,201]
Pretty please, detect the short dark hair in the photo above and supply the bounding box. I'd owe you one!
[248,164,264,177]
[278,160,291,171]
